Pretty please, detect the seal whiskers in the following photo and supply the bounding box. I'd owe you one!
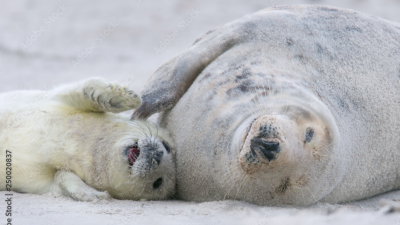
[234,175,249,201]
[223,174,246,201]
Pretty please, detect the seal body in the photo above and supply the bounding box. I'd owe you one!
[0,78,175,201]
[133,5,400,206]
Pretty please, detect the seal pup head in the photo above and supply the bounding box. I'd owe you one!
[101,120,175,200]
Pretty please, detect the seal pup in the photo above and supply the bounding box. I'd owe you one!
[0,77,175,201]
[132,5,400,206]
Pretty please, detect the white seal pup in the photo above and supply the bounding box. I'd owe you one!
[132,5,400,206]
[0,77,175,201]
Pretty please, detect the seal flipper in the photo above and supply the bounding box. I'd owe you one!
[131,25,242,120]
[55,170,111,201]
[50,77,142,113]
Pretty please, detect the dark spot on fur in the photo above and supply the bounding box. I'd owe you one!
[316,43,324,54]
[273,6,293,11]
[226,81,252,96]
[398,66,400,79]
[345,26,362,33]
[316,6,338,12]
[302,24,314,36]
[316,43,334,61]
[287,38,294,46]
[250,61,261,65]
[192,28,217,45]
[238,83,250,92]
[294,54,306,64]
[235,68,252,81]
[275,177,290,194]
[198,72,211,83]
[242,21,259,34]
[395,141,400,186]
[337,97,349,112]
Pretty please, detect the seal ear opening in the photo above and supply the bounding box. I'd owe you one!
[131,27,240,120]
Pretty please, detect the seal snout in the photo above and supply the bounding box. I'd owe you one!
[151,150,164,165]
[250,138,280,161]
[239,115,289,174]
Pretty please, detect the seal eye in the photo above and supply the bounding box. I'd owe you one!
[305,127,314,143]
[153,178,163,189]
[162,141,171,153]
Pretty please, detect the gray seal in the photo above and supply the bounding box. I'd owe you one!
[132,5,400,206]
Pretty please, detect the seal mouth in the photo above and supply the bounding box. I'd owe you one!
[128,143,141,166]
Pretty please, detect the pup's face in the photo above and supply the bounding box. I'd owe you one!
[106,123,175,200]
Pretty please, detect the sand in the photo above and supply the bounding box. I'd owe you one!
[1,0,400,224]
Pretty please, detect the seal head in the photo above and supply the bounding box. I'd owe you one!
[104,121,176,200]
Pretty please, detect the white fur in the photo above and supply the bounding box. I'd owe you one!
[0,77,175,201]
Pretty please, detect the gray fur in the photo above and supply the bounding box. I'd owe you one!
[132,5,400,205]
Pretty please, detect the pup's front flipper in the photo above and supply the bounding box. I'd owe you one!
[51,77,142,113]
[55,170,111,201]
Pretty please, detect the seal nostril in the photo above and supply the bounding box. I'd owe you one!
[153,178,163,189]
[151,151,163,165]
[153,156,161,165]
[250,138,280,161]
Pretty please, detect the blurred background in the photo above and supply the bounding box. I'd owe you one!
[1,0,400,93]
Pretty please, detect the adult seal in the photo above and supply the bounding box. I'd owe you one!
[0,78,175,201]
[132,5,400,206]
